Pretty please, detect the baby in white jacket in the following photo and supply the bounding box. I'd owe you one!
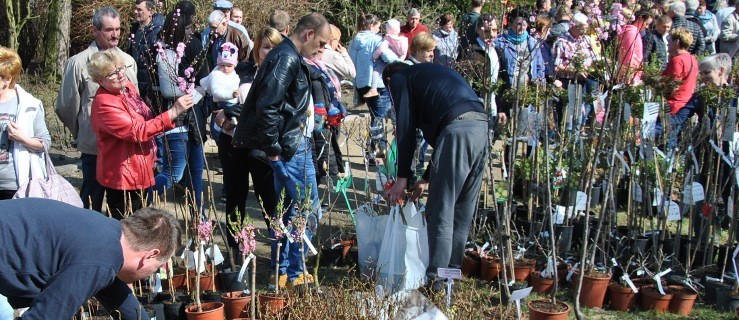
[200,42,240,108]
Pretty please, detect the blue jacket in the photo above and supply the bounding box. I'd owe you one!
[493,34,546,87]
[349,31,398,88]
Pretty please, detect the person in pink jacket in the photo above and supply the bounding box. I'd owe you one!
[617,10,654,84]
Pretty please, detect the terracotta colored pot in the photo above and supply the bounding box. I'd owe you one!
[258,294,288,316]
[505,259,535,281]
[576,273,611,308]
[667,285,697,316]
[607,282,637,311]
[736,305,739,318]
[480,257,502,281]
[222,291,252,320]
[184,302,224,320]
[163,273,187,291]
[461,251,481,277]
[528,299,571,320]
[189,274,216,291]
[530,271,555,294]
[640,285,673,313]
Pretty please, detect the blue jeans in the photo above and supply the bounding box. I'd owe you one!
[359,87,393,156]
[152,132,205,216]
[81,153,105,212]
[268,138,321,281]
[654,106,694,150]
[0,294,12,319]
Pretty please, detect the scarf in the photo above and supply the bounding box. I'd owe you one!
[505,29,529,45]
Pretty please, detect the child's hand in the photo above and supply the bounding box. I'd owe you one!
[233,90,239,98]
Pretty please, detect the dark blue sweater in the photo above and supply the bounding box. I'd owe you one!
[0,198,143,319]
[388,63,485,179]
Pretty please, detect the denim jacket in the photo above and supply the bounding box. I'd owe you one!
[493,34,545,87]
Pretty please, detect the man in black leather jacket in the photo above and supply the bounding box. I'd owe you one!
[231,12,330,290]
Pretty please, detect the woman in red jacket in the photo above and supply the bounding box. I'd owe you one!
[89,50,193,219]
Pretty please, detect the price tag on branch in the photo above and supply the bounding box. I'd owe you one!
[633,185,643,203]
[667,201,681,221]
[575,191,588,211]
[652,188,664,207]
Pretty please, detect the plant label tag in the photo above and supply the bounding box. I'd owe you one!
[611,258,619,267]
[237,253,255,282]
[516,299,522,320]
[302,232,318,255]
[614,150,630,173]
[728,197,734,218]
[667,201,681,221]
[633,185,643,202]
[555,205,566,224]
[621,274,638,293]
[567,262,579,281]
[732,245,739,279]
[683,182,705,204]
[705,276,722,282]
[481,242,490,252]
[655,275,666,295]
[653,147,667,159]
[657,268,672,278]
[637,269,645,276]
[438,268,462,280]
[652,188,663,206]
[154,272,163,293]
[541,256,555,278]
[207,244,225,266]
[575,191,588,211]
[510,286,532,303]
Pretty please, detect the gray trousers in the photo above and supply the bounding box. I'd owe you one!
[425,117,488,281]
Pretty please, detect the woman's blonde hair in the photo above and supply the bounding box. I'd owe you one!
[88,50,125,83]
[670,27,693,50]
[253,27,284,65]
[0,47,22,88]
[410,32,437,56]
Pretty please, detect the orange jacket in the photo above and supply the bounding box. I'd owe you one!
[91,82,174,190]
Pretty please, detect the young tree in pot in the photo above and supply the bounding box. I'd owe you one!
[229,214,258,320]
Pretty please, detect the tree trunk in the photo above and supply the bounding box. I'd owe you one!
[41,0,70,81]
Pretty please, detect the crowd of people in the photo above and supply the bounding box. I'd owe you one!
[0,0,738,317]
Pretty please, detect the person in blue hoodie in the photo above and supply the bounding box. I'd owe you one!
[128,0,164,95]
[494,8,546,92]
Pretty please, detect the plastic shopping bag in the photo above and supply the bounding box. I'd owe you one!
[377,203,429,293]
[356,204,388,281]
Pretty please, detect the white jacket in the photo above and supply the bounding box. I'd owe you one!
[12,85,51,187]
[200,68,240,103]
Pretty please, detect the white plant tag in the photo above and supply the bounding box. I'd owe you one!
[567,262,579,281]
[667,201,681,221]
[575,191,588,211]
[655,275,666,295]
[481,242,490,252]
[691,182,705,203]
[510,286,532,302]
[614,150,630,173]
[555,205,566,224]
[652,188,663,206]
[633,185,643,202]
[206,244,225,266]
[238,253,255,282]
[154,272,163,293]
[728,196,734,218]
[733,245,739,280]
[302,232,318,255]
[621,274,638,293]
[438,268,462,280]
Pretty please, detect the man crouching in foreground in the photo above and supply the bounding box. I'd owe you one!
[0,198,180,319]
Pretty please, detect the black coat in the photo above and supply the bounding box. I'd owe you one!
[231,37,312,161]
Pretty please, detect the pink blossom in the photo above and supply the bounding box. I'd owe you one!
[177,77,194,94]
[234,225,257,255]
[175,42,186,64]
[184,66,194,78]
[197,220,214,242]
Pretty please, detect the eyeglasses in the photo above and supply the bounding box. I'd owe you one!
[106,66,125,79]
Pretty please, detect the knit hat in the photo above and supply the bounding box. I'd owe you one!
[385,19,401,36]
[217,42,239,66]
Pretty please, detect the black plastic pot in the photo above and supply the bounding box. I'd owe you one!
[715,286,739,312]
[163,296,189,320]
[704,280,731,305]
[201,290,223,302]
[219,269,247,292]
[631,236,649,256]
[143,303,164,320]
[589,184,602,208]
[556,225,574,255]
[500,282,529,304]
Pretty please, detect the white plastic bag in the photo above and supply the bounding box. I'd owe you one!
[377,203,429,293]
[356,204,388,280]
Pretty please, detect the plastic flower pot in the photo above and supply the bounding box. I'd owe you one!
[640,285,673,313]
[184,302,225,320]
[220,269,247,292]
[222,291,252,320]
[480,256,501,281]
[258,294,288,316]
[715,286,739,312]
[607,282,637,311]
[528,299,571,320]
[667,285,697,316]
[530,271,555,294]
[573,271,611,308]
[461,251,481,277]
